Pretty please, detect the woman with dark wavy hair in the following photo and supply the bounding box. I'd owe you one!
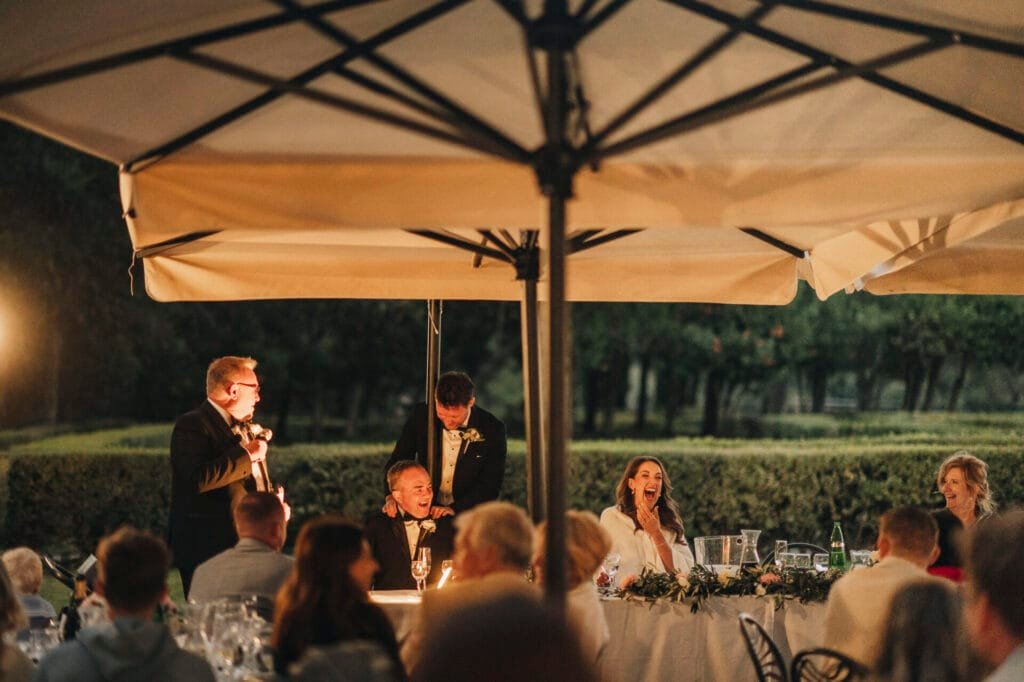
[599,456,694,582]
[272,515,402,676]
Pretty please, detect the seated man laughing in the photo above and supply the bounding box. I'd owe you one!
[365,461,455,590]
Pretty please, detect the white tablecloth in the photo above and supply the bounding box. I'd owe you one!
[371,591,826,682]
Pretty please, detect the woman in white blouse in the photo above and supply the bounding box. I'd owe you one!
[600,456,694,582]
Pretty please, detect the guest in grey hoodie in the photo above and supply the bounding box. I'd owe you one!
[33,527,215,682]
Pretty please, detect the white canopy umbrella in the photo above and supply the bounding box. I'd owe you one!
[2,0,1022,606]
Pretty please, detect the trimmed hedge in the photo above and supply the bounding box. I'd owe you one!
[3,435,1023,559]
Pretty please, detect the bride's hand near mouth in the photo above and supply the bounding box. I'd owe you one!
[636,493,662,536]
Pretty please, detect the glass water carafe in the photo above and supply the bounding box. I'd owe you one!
[739,529,761,568]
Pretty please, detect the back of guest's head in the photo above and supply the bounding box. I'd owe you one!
[273,516,377,674]
[206,355,257,395]
[0,563,27,636]
[873,580,964,681]
[234,492,286,531]
[386,460,426,491]
[287,515,365,596]
[534,511,611,588]
[936,452,994,516]
[964,510,1024,640]
[879,506,939,560]
[435,371,474,407]
[2,547,43,594]
[411,591,595,682]
[97,527,170,612]
[455,502,533,573]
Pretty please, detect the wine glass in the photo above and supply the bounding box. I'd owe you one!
[774,540,788,570]
[411,547,431,593]
[411,559,429,593]
[601,552,621,595]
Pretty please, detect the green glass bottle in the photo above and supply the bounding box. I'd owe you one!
[829,522,847,570]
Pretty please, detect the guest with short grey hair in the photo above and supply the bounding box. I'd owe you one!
[402,502,537,675]
[1,546,56,630]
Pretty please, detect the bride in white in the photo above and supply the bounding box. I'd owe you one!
[599,456,694,582]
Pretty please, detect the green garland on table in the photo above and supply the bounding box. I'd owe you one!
[618,564,843,614]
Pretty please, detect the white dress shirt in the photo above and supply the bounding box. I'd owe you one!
[403,517,423,558]
[599,506,694,580]
[437,408,471,506]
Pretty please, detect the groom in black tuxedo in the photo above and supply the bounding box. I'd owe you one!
[168,356,269,596]
[382,371,507,517]
[366,461,455,590]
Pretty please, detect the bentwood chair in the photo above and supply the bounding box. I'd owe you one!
[738,613,788,682]
[791,647,869,682]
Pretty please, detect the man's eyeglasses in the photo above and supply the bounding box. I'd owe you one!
[233,382,261,393]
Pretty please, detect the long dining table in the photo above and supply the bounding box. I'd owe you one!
[371,590,826,681]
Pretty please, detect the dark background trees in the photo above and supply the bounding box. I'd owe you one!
[3,121,1024,440]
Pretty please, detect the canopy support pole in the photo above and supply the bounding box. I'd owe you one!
[425,300,442,480]
[536,0,575,616]
[520,273,546,524]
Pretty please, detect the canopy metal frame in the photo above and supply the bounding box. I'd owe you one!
[4,0,1023,610]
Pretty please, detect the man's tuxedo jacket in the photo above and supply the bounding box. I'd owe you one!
[365,511,455,590]
[168,400,253,591]
[383,403,507,512]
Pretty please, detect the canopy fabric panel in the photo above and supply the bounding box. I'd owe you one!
[132,226,800,303]
[3,0,1023,303]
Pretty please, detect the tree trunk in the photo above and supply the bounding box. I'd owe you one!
[662,369,679,436]
[344,381,364,439]
[701,368,723,436]
[682,374,697,407]
[810,368,828,413]
[44,316,61,427]
[582,369,599,435]
[598,372,610,430]
[310,370,324,441]
[920,356,945,412]
[794,371,806,413]
[761,378,787,415]
[855,368,876,412]
[634,353,651,432]
[947,353,971,412]
[274,374,294,444]
[902,361,924,412]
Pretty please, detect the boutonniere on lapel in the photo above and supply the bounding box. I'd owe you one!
[458,428,485,444]
[416,518,437,547]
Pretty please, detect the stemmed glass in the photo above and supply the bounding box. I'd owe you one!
[411,547,431,593]
[774,540,788,570]
[600,552,621,596]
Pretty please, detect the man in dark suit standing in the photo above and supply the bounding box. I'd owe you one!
[382,371,507,518]
[169,356,269,596]
[366,461,455,590]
